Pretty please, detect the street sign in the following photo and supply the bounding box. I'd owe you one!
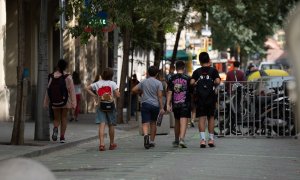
[201,27,211,37]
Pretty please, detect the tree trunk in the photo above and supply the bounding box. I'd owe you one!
[117,27,130,124]
[35,0,49,141]
[11,0,25,145]
[171,0,191,67]
[154,29,165,68]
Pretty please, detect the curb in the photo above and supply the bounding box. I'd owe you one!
[18,125,139,159]
[20,136,98,158]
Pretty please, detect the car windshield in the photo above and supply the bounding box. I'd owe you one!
[261,64,282,70]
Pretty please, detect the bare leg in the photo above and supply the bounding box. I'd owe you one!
[99,123,106,146]
[208,116,215,134]
[53,109,61,128]
[174,119,180,141]
[179,118,188,140]
[199,116,206,132]
[150,121,157,141]
[142,122,150,136]
[108,125,115,145]
[60,108,69,137]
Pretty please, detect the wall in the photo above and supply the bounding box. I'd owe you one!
[0,0,10,121]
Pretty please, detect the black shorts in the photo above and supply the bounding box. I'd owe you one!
[196,103,216,117]
[173,106,191,120]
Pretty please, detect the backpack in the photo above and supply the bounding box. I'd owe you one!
[97,85,115,112]
[47,73,69,107]
[195,68,216,105]
[172,74,190,109]
[231,70,243,92]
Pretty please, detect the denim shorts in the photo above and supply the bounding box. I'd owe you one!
[95,108,117,126]
[141,102,160,124]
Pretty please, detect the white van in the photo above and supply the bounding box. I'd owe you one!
[258,62,283,70]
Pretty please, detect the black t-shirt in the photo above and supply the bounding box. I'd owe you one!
[192,66,220,84]
[168,73,191,107]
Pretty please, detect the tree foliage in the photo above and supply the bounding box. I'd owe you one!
[192,0,299,55]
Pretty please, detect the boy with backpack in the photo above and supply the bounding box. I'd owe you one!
[85,68,120,151]
[166,61,192,148]
[191,52,220,148]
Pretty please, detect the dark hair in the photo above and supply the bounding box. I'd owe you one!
[72,71,81,85]
[101,68,114,80]
[57,59,68,73]
[132,74,137,79]
[175,61,185,70]
[93,74,100,83]
[248,64,254,70]
[233,61,240,68]
[199,52,210,64]
[148,66,158,77]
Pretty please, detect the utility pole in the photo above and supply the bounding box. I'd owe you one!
[286,3,300,136]
[35,0,49,141]
[59,0,65,59]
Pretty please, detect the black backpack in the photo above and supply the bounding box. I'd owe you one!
[195,67,215,105]
[47,73,69,107]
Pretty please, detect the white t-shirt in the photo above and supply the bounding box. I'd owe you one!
[91,80,118,98]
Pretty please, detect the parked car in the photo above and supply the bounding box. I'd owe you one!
[258,62,283,70]
[253,76,294,95]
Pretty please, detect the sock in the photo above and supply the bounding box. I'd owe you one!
[150,140,155,144]
[209,133,214,141]
[200,132,206,140]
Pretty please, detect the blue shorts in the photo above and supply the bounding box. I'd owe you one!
[95,108,117,126]
[141,102,160,124]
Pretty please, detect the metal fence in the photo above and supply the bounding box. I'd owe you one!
[214,77,297,137]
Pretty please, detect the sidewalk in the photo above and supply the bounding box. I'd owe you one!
[0,113,138,161]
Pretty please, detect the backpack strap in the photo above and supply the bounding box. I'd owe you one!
[234,70,238,82]
[198,67,213,79]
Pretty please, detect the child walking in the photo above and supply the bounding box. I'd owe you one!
[85,68,120,151]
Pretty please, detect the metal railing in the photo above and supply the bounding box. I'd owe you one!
[214,78,297,137]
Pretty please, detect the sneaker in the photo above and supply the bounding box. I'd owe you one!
[144,135,150,149]
[60,137,65,143]
[149,142,155,148]
[52,127,58,141]
[109,143,117,150]
[200,139,206,148]
[69,118,74,122]
[179,140,187,148]
[208,139,215,147]
[172,141,179,147]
